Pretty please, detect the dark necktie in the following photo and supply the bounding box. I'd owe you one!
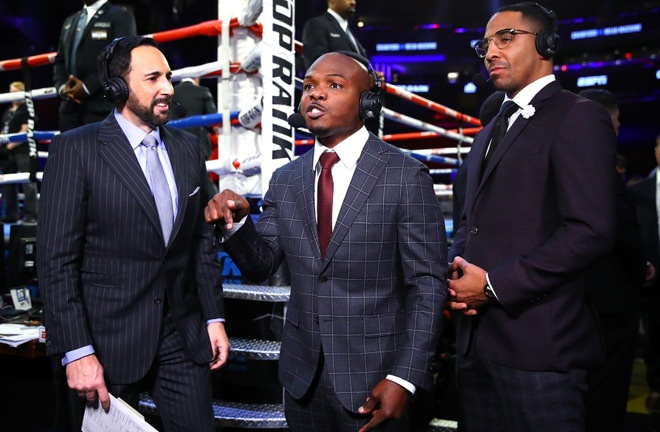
[318,151,340,258]
[70,8,87,75]
[142,134,173,245]
[481,100,519,177]
[345,26,360,52]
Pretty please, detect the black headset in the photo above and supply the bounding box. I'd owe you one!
[100,37,129,103]
[335,50,382,120]
[533,3,561,59]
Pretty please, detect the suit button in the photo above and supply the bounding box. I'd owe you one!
[470,226,479,235]
[154,297,162,305]
[319,275,328,283]
[314,314,319,324]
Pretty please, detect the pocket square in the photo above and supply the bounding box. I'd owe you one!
[188,186,200,197]
[330,32,342,38]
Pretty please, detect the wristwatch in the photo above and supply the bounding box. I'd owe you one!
[484,283,497,302]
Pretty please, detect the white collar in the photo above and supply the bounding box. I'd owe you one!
[84,0,108,18]
[510,74,555,108]
[327,8,348,30]
[313,127,369,172]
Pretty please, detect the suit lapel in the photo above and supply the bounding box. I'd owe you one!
[478,81,562,187]
[323,137,386,262]
[161,127,190,246]
[326,12,356,53]
[295,151,321,257]
[97,116,163,237]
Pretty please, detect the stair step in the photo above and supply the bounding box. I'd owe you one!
[423,418,458,431]
[223,284,291,302]
[139,394,287,429]
[229,337,281,360]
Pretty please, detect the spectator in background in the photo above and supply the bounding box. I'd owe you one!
[628,133,660,417]
[0,81,38,224]
[172,77,218,194]
[172,77,217,160]
[579,88,653,432]
[53,0,136,132]
[302,0,367,70]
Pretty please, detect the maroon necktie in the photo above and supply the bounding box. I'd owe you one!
[318,151,340,258]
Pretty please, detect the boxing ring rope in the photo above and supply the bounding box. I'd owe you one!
[0,3,480,199]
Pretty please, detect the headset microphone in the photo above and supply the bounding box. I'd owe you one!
[172,102,187,118]
[472,73,491,87]
[287,112,306,129]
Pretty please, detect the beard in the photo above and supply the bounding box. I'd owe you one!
[126,94,171,128]
[308,124,330,138]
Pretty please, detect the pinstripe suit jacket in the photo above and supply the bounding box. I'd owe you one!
[450,81,616,371]
[37,113,224,383]
[224,134,447,411]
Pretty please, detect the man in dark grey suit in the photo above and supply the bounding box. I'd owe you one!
[53,0,136,131]
[205,51,447,431]
[302,0,368,69]
[628,135,660,416]
[448,3,617,431]
[172,77,217,160]
[38,36,229,432]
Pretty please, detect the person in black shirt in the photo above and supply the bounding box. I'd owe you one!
[1,81,38,223]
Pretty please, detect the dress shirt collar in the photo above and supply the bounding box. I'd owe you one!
[313,126,369,173]
[327,8,348,31]
[84,0,108,21]
[508,74,555,108]
[114,109,164,150]
[655,167,660,186]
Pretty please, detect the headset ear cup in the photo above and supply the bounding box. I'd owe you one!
[535,30,560,58]
[103,76,128,103]
[359,91,382,120]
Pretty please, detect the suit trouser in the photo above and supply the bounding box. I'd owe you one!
[284,352,409,432]
[456,329,588,432]
[65,312,214,432]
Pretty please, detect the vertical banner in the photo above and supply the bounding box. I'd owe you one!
[259,0,296,192]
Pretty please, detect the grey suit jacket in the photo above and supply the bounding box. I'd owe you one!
[37,113,224,383]
[224,134,447,411]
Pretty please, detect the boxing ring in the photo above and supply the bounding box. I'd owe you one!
[0,0,475,429]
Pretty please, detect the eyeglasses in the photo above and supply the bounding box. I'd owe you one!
[473,28,537,58]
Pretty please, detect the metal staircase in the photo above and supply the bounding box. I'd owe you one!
[138,282,457,430]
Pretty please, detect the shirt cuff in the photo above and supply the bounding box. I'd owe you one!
[219,215,248,240]
[485,273,500,301]
[62,345,95,366]
[206,318,225,325]
[386,374,416,395]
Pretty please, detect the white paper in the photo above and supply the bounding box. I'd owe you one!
[0,323,40,347]
[82,393,159,432]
